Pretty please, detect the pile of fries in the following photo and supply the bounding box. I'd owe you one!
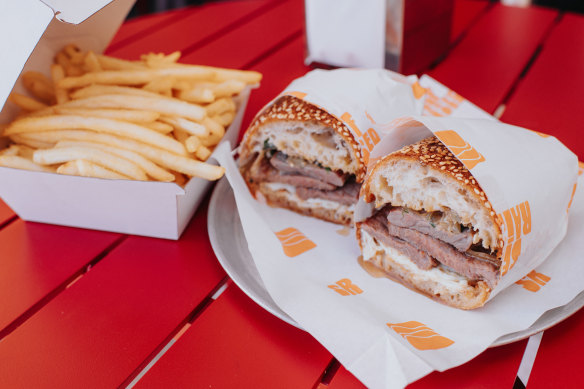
[0,44,261,183]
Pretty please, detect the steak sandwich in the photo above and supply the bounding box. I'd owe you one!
[356,136,503,309]
[239,95,367,225]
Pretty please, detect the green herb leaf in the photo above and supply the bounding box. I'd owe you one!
[430,222,436,228]
[325,167,331,171]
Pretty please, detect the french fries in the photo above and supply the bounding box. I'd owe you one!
[1,45,261,184]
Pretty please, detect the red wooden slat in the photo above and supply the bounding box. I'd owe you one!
[180,0,305,68]
[0,206,226,388]
[429,4,557,113]
[0,199,15,223]
[501,13,584,159]
[106,0,277,59]
[0,221,120,333]
[525,309,584,388]
[326,340,527,389]
[136,285,332,388]
[450,0,489,42]
[408,340,527,388]
[239,36,311,141]
[108,7,195,49]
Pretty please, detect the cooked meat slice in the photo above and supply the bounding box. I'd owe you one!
[296,179,360,206]
[269,152,348,187]
[361,214,437,270]
[250,155,336,190]
[387,207,473,252]
[385,218,499,287]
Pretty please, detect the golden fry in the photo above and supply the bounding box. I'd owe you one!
[50,64,69,104]
[5,115,187,156]
[194,145,211,161]
[63,94,205,122]
[8,93,48,111]
[205,97,236,117]
[83,51,103,73]
[54,107,160,123]
[56,140,175,182]
[19,130,224,180]
[57,159,129,180]
[96,54,145,71]
[0,155,53,172]
[143,121,174,134]
[185,135,201,153]
[34,146,147,180]
[58,67,215,89]
[176,87,215,104]
[159,116,208,137]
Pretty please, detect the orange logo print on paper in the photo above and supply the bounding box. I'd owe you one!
[435,130,486,170]
[499,201,532,275]
[341,112,380,164]
[411,82,427,99]
[516,270,551,292]
[328,278,363,296]
[286,91,307,100]
[275,228,316,257]
[387,321,454,350]
[423,89,464,117]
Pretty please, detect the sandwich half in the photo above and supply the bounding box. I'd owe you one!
[239,95,367,225]
[356,136,503,309]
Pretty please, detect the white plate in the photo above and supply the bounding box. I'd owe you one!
[207,177,584,347]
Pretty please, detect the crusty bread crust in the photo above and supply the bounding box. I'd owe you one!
[356,224,490,309]
[256,182,354,225]
[239,95,367,182]
[362,136,503,253]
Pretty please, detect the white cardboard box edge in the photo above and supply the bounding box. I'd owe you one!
[0,0,249,239]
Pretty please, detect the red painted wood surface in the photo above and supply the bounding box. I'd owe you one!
[107,7,196,51]
[0,199,14,223]
[501,13,584,159]
[240,36,311,140]
[325,340,527,388]
[450,0,490,42]
[106,0,277,60]
[525,308,584,388]
[408,340,527,388]
[430,4,557,113]
[0,206,226,388]
[136,285,332,388]
[180,0,304,68]
[0,221,120,334]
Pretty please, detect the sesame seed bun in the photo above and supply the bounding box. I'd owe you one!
[362,136,502,252]
[357,136,503,309]
[239,95,367,182]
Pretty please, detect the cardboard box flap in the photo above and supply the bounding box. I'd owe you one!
[0,0,54,111]
[42,0,115,24]
[0,0,135,118]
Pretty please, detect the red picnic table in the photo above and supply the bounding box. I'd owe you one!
[0,0,583,387]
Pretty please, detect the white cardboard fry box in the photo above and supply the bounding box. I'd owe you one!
[0,0,252,239]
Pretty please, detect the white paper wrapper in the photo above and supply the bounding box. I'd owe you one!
[213,72,582,387]
[246,68,425,169]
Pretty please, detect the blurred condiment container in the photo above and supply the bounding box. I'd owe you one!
[305,0,454,74]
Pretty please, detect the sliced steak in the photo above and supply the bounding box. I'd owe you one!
[251,156,336,190]
[296,179,360,206]
[385,218,499,287]
[361,214,437,270]
[387,207,473,252]
[270,152,348,187]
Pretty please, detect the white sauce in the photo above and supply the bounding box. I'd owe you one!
[263,182,355,212]
[360,229,469,292]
